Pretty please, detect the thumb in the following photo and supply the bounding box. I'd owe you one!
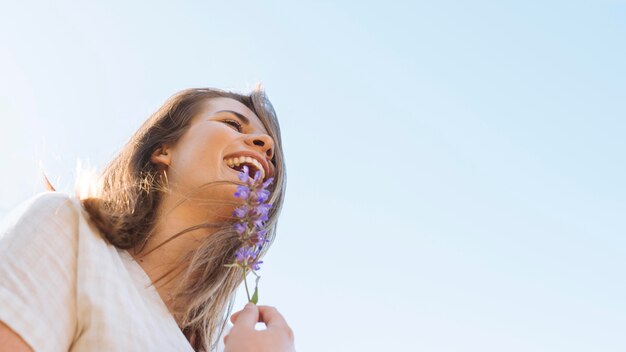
[232,303,259,328]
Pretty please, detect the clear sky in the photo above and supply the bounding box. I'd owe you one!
[1,1,625,351]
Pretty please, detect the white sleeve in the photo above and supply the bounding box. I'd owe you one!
[0,192,79,352]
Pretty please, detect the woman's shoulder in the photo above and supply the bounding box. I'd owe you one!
[21,191,78,213]
[12,191,79,218]
[0,192,84,352]
[0,192,82,245]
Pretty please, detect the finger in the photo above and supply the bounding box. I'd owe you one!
[230,310,242,324]
[230,304,255,324]
[231,303,259,328]
[257,305,289,328]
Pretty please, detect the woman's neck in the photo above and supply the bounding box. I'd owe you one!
[129,194,225,316]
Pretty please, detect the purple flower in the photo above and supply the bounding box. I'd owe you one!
[253,218,266,229]
[250,230,270,246]
[255,189,270,203]
[234,185,250,199]
[234,246,263,271]
[262,177,274,189]
[229,165,276,303]
[234,246,251,264]
[238,165,250,182]
[253,170,262,183]
[235,246,252,260]
[234,222,247,235]
[250,229,269,246]
[249,235,263,246]
[254,203,271,218]
[233,206,247,218]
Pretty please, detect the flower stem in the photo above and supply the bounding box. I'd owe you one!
[243,267,251,302]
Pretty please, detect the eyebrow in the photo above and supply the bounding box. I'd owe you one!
[215,110,250,125]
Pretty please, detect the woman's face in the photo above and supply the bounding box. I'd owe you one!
[152,97,276,204]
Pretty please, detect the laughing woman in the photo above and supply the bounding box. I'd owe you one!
[0,88,295,352]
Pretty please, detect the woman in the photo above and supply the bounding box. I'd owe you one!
[0,87,295,351]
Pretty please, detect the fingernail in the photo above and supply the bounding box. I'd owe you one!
[245,302,255,309]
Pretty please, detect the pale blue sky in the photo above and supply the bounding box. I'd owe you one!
[1,1,625,351]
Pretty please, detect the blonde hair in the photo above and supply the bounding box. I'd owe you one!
[80,87,286,351]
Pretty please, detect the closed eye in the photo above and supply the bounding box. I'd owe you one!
[223,119,243,132]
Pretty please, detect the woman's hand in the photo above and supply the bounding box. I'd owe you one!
[224,303,295,352]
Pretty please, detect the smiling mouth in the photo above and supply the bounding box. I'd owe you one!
[225,156,265,180]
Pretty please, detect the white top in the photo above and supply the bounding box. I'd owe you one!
[0,192,227,352]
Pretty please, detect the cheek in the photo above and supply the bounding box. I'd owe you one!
[176,127,235,170]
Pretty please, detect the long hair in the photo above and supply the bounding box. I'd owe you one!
[80,87,286,351]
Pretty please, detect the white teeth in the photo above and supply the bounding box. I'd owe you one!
[225,156,265,180]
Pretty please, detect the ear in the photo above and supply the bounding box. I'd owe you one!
[150,145,172,168]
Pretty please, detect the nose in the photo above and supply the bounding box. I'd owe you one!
[245,133,275,160]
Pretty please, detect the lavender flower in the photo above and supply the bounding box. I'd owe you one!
[234,246,263,271]
[233,206,247,218]
[234,222,247,235]
[256,186,271,201]
[225,165,274,304]
[234,185,250,199]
